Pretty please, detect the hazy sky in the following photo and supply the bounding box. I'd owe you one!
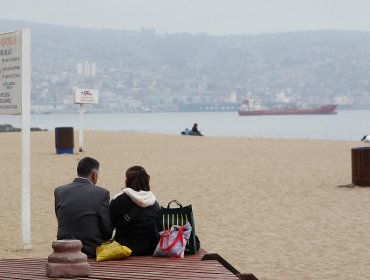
[2,0,370,35]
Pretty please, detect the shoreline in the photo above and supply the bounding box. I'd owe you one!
[1,110,370,141]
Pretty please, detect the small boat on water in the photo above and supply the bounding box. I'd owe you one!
[238,99,337,116]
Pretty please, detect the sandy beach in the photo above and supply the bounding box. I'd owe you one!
[0,131,369,279]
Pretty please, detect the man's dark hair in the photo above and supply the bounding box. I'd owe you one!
[77,157,99,177]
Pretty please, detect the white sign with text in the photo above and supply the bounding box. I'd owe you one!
[75,88,99,104]
[0,29,32,250]
[0,30,23,114]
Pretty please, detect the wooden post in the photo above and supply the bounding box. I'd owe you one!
[21,29,32,250]
[352,147,370,186]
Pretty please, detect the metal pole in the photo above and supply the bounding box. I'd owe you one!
[79,103,84,152]
[21,29,32,250]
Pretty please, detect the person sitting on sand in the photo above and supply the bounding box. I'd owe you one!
[54,157,113,258]
[181,128,190,135]
[190,123,203,136]
[110,166,161,256]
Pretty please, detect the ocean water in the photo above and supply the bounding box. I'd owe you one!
[1,110,369,141]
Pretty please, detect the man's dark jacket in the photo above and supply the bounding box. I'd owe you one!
[54,178,113,258]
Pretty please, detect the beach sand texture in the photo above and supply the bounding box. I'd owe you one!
[0,131,369,280]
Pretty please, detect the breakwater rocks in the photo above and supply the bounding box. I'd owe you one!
[0,124,48,132]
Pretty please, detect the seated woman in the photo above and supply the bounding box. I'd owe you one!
[190,123,203,136]
[110,166,160,255]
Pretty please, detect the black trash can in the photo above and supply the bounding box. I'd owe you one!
[55,127,74,154]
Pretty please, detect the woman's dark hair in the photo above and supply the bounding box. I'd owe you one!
[125,166,150,191]
[77,157,99,177]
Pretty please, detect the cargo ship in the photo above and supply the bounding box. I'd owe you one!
[238,99,337,116]
[179,102,238,112]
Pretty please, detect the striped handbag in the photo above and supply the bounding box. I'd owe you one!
[158,200,199,254]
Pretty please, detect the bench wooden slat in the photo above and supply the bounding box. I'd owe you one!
[0,253,241,280]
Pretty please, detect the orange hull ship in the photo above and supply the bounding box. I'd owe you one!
[238,100,337,116]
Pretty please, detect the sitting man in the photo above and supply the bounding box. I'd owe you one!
[54,157,113,258]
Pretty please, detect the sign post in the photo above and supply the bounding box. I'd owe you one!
[0,29,32,250]
[79,103,84,152]
[74,88,98,152]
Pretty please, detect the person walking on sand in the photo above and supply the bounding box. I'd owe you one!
[54,157,113,258]
[110,166,161,255]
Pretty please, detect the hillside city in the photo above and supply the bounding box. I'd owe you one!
[2,19,370,113]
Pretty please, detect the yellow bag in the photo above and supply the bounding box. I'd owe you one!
[96,240,132,261]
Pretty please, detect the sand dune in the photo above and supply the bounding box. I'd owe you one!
[0,131,368,280]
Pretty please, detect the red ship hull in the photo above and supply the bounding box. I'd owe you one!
[238,104,337,116]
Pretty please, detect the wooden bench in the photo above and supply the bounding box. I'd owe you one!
[0,252,258,279]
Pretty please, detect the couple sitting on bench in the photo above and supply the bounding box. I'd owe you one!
[54,157,160,258]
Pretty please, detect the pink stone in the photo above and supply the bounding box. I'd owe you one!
[46,240,90,278]
[46,262,90,278]
[51,239,83,253]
